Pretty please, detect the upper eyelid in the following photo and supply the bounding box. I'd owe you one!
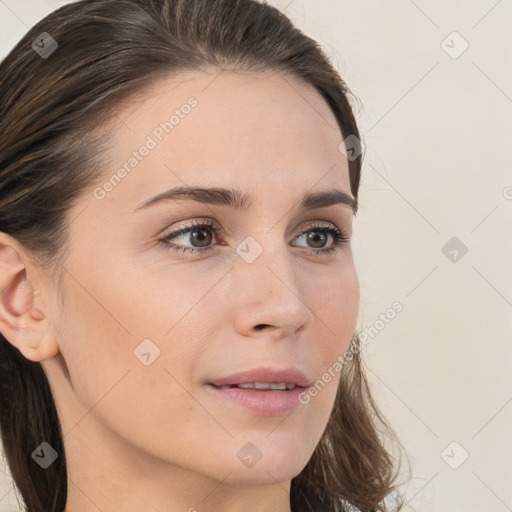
[162,217,344,232]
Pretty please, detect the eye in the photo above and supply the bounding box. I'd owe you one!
[291,222,350,256]
[158,219,221,255]
[158,219,349,257]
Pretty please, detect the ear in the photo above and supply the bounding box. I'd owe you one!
[0,232,60,362]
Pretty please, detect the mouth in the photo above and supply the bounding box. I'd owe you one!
[205,381,310,416]
[204,367,312,415]
[210,382,301,390]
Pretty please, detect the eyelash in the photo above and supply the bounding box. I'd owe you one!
[158,219,349,257]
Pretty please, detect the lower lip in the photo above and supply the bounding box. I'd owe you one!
[205,384,307,416]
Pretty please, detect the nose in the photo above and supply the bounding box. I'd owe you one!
[230,235,314,339]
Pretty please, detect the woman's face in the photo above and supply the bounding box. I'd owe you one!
[41,70,359,503]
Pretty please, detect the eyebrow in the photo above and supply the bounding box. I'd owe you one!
[132,186,358,214]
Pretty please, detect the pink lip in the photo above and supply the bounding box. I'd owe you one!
[207,367,311,387]
[204,383,308,416]
[205,366,312,416]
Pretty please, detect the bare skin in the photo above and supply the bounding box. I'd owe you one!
[0,69,359,512]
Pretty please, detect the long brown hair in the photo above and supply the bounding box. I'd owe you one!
[0,1,406,510]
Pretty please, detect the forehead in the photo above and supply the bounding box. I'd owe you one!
[85,69,352,215]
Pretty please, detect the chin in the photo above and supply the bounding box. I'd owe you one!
[212,442,310,485]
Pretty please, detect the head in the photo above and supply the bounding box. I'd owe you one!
[0,1,404,511]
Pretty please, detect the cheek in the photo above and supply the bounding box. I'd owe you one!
[55,290,134,412]
[53,258,159,410]
[313,265,359,352]
[308,266,359,404]
[55,268,204,456]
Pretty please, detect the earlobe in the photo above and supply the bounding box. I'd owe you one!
[0,233,59,362]
[19,328,60,361]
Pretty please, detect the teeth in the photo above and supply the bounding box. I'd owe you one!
[213,382,298,390]
[234,382,296,390]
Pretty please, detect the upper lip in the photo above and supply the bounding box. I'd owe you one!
[208,367,311,387]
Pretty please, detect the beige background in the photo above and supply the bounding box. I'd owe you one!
[1,1,511,510]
